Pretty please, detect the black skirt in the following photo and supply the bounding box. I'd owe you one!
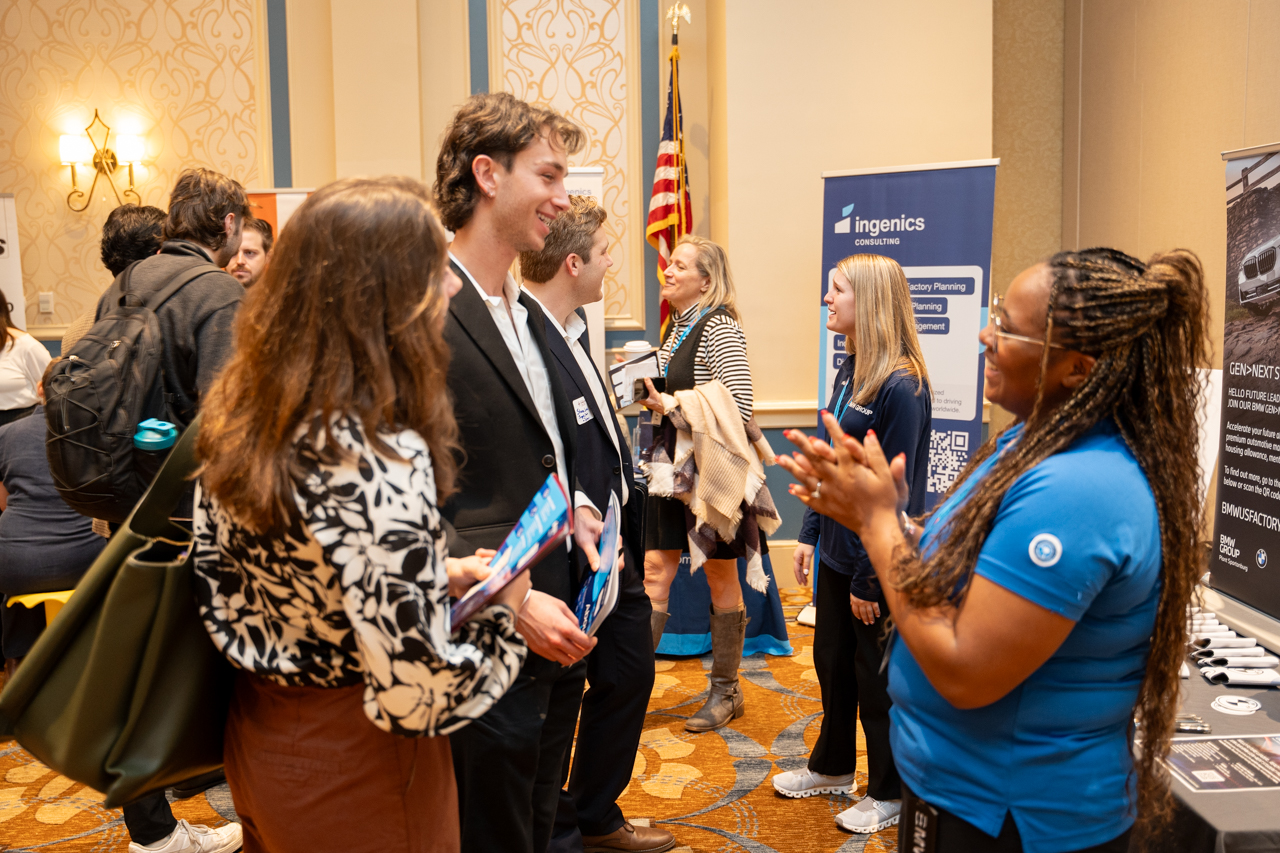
[644,494,767,561]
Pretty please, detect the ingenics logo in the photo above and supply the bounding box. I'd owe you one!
[834,202,926,236]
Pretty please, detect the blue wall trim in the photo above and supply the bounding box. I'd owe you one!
[266,0,292,187]
[468,0,489,93]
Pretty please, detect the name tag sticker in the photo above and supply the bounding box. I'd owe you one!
[573,396,594,425]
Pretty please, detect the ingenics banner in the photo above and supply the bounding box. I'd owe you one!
[819,160,998,507]
[1213,143,1280,621]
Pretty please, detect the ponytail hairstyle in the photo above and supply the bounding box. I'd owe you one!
[834,253,930,404]
[892,248,1209,830]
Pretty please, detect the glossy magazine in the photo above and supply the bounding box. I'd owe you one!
[449,473,572,629]
[574,492,621,636]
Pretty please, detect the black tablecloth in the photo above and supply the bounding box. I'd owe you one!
[1166,658,1280,852]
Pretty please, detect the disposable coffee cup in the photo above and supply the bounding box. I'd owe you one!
[623,340,652,359]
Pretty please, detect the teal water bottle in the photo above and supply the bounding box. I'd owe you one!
[134,419,178,451]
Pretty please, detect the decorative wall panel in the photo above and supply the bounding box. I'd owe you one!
[0,0,265,329]
[488,0,645,330]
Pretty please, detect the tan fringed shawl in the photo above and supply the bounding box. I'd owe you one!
[640,381,781,592]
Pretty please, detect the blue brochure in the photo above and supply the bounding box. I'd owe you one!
[574,493,621,636]
[450,474,572,629]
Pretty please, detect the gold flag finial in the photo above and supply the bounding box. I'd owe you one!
[667,3,691,37]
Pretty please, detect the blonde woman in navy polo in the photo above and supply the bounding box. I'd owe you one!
[771,254,930,836]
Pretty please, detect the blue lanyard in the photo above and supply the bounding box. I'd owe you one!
[662,308,712,377]
[830,376,855,422]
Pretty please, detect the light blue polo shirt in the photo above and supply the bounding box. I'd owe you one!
[888,419,1161,853]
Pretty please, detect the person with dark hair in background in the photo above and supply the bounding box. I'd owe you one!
[435,91,605,853]
[62,203,167,356]
[91,168,247,431]
[781,249,1209,852]
[521,197,675,853]
[66,175,247,853]
[225,216,272,288]
[194,176,526,853]
[0,297,48,428]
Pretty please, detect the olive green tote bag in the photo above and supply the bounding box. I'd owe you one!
[0,415,235,808]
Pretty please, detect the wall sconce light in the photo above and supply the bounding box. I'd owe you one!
[60,110,144,212]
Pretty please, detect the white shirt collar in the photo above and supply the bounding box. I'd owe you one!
[522,288,587,346]
[450,252,520,307]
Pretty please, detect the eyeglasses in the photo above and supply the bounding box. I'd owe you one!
[987,292,1068,355]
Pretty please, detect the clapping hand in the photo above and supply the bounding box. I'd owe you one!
[776,411,909,535]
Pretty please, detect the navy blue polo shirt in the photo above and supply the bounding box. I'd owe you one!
[799,363,931,600]
[888,420,1161,853]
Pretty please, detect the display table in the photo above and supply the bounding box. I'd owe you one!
[1169,661,1280,851]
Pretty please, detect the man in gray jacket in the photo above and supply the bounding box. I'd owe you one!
[94,167,247,430]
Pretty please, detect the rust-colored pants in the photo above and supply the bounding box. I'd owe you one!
[225,672,460,853]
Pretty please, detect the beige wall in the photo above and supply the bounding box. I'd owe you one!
[0,0,265,332]
[331,0,424,179]
[1065,0,1280,370]
[419,0,472,180]
[289,0,469,190]
[286,0,337,188]
[989,0,1065,433]
[712,0,994,414]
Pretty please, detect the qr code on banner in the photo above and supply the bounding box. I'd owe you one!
[928,429,970,494]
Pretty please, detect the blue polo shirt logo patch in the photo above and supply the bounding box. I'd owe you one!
[1029,533,1063,567]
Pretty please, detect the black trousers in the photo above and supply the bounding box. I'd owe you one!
[902,784,1132,852]
[451,652,587,853]
[549,564,655,849]
[122,790,178,845]
[808,560,900,801]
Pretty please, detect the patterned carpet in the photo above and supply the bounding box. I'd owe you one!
[0,587,897,852]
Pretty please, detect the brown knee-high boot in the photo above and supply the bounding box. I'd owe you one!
[685,607,747,732]
[651,610,670,651]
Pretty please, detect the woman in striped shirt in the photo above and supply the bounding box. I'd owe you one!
[641,235,761,732]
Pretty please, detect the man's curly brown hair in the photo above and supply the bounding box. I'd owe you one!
[434,92,585,232]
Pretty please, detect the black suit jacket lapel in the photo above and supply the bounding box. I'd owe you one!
[519,290,578,466]
[546,329,613,444]
[448,261,543,425]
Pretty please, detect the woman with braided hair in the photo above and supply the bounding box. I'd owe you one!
[779,248,1208,853]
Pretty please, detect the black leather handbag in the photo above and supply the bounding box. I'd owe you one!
[0,415,235,808]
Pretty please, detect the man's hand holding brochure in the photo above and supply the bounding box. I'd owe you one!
[450,474,574,628]
[574,493,622,637]
[449,474,599,665]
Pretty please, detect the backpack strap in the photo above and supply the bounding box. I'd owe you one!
[139,263,223,313]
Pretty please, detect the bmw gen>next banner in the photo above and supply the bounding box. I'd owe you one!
[1212,147,1280,621]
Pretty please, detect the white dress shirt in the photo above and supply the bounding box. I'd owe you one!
[522,290,628,508]
[450,254,569,493]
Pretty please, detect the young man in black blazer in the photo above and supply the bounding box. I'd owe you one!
[434,93,606,853]
[521,197,675,853]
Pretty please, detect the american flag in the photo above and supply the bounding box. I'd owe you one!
[645,44,693,337]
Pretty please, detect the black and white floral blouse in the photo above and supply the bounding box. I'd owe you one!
[192,420,526,737]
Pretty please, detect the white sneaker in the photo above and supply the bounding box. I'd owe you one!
[835,797,901,833]
[771,768,857,798]
[128,819,243,853]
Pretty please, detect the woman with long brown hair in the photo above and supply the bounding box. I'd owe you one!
[780,248,1207,852]
[193,177,528,853]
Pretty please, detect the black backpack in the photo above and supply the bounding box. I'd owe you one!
[44,260,221,522]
